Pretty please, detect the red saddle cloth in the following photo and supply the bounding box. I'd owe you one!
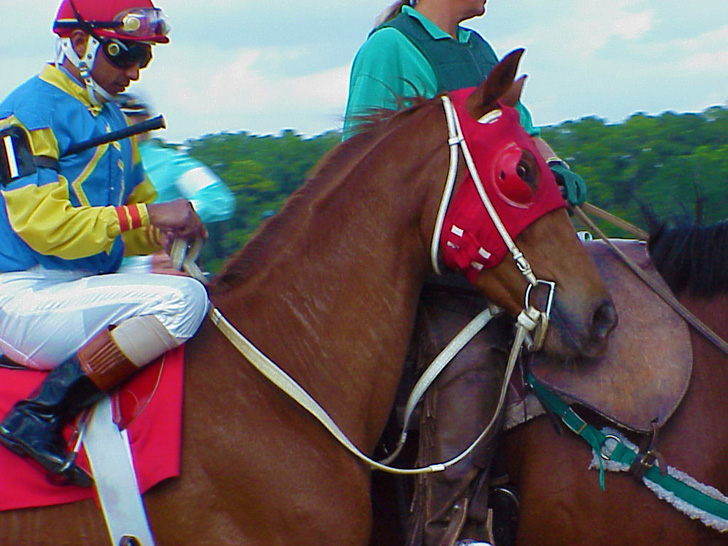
[0,346,184,512]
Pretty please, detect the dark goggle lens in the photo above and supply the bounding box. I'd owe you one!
[103,39,152,69]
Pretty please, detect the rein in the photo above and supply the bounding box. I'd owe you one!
[573,205,728,355]
[207,297,541,475]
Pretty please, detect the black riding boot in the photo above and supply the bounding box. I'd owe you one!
[0,358,104,487]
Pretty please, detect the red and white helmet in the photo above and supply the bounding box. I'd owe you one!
[53,0,170,44]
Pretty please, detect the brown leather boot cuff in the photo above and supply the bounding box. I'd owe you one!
[77,329,140,392]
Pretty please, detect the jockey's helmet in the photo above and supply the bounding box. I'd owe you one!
[53,0,170,43]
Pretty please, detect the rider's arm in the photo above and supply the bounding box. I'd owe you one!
[0,117,161,261]
[121,176,164,256]
[140,142,234,225]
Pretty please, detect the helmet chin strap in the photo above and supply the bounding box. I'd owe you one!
[58,37,114,106]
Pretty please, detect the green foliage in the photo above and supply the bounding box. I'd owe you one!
[542,106,728,235]
[168,106,728,272]
[179,129,340,271]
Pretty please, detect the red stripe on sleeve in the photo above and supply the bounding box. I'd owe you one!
[115,206,130,232]
[128,204,143,230]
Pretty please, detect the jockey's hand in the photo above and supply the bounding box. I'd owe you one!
[549,162,587,206]
[150,250,188,276]
[147,199,207,241]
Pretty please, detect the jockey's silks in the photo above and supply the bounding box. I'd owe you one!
[0,64,158,274]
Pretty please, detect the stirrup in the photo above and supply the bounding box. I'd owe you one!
[46,410,94,487]
[46,453,94,488]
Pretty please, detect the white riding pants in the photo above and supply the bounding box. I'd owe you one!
[0,266,209,370]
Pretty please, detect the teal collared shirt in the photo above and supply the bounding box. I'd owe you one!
[343,6,539,139]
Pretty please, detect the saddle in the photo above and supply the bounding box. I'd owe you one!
[0,348,184,512]
[527,239,693,433]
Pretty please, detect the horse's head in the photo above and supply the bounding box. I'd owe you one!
[435,49,617,359]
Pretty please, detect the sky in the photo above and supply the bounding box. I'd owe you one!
[1,0,727,143]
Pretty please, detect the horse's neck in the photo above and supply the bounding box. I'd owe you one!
[212,117,446,447]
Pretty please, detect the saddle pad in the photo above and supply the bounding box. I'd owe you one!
[529,239,693,432]
[0,346,184,512]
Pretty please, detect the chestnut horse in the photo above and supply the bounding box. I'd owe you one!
[502,222,728,546]
[0,51,615,545]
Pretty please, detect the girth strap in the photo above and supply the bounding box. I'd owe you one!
[528,374,728,532]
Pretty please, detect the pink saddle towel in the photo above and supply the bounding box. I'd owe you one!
[0,346,184,512]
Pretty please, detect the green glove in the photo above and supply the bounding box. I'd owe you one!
[549,162,587,206]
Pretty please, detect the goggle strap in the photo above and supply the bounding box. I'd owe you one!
[54,20,121,31]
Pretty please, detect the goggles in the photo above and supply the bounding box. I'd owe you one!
[112,8,170,39]
[101,38,153,69]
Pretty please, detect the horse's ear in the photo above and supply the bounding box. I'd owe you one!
[501,75,526,108]
[466,48,525,118]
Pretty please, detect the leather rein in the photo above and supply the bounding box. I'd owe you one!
[573,204,728,355]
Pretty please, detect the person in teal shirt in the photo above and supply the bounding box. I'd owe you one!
[343,4,539,139]
[343,2,586,546]
[118,94,235,226]
[343,0,585,206]
[117,94,235,273]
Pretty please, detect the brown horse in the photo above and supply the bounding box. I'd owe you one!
[503,222,728,546]
[0,51,615,545]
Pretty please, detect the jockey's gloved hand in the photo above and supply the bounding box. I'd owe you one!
[549,161,587,206]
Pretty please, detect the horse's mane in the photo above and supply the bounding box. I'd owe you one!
[648,220,728,297]
[209,98,436,293]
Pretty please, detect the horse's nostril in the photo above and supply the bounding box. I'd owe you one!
[592,299,618,340]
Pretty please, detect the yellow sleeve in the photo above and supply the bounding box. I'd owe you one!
[3,180,151,260]
[121,225,164,256]
[127,176,157,205]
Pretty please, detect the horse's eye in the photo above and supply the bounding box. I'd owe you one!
[492,146,540,207]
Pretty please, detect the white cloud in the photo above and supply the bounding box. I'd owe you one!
[289,65,350,108]
[2,0,727,140]
[558,4,654,59]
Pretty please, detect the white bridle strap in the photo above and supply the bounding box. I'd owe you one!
[431,96,537,286]
[430,96,462,274]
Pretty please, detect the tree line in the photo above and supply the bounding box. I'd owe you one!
[176,106,728,272]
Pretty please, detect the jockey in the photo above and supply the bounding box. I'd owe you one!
[0,0,208,488]
[343,2,587,545]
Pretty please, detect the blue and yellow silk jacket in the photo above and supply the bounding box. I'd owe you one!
[0,64,161,274]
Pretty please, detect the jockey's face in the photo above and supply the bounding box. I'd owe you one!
[91,44,144,96]
[70,30,145,97]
